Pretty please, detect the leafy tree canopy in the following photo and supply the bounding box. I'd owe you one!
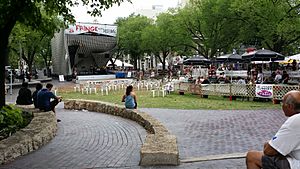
[176,0,242,58]
[117,14,152,68]
[231,0,300,54]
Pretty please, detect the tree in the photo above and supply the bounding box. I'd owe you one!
[40,37,53,77]
[0,0,129,108]
[10,23,46,80]
[231,0,300,54]
[9,10,63,80]
[176,0,241,58]
[117,15,152,69]
[7,46,19,69]
[109,45,125,70]
[141,12,191,74]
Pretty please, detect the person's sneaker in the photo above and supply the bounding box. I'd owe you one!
[57,119,61,122]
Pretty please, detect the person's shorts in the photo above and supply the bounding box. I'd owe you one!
[125,106,135,109]
[262,155,290,169]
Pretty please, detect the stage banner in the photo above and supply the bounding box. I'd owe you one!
[255,84,273,98]
[65,23,117,37]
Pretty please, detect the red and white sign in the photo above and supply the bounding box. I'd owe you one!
[65,23,117,37]
[256,84,273,98]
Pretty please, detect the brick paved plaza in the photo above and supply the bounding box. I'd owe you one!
[1,103,147,169]
[2,84,286,168]
[141,108,286,168]
[141,108,286,159]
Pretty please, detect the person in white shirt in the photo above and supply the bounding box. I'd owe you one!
[274,70,282,83]
[256,68,264,84]
[237,76,246,84]
[246,90,300,169]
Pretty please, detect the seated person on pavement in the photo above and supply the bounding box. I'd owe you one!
[16,82,33,105]
[122,85,137,109]
[37,83,62,113]
[32,83,43,108]
[246,90,300,169]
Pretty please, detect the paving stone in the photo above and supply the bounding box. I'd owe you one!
[0,105,147,169]
[141,108,285,168]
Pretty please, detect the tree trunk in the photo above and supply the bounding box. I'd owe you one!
[0,21,17,107]
[162,52,169,76]
[0,37,8,108]
[133,57,138,70]
[162,57,166,75]
[109,58,116,70]
[44,60,48,76]
[43,51,51,77]
[28,63,33,82]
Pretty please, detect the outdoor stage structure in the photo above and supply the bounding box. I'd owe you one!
[51,22,117,76]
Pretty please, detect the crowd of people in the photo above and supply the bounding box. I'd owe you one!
[248,65,291,85]
[188,65,292,86]
[16,82,62,122]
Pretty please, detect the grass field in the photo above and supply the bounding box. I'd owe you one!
[60,90,281,110]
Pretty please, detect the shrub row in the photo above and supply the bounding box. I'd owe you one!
[0,105,33,140]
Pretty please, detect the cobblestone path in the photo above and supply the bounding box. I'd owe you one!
[0,104,147,169]
[141,108,286,169]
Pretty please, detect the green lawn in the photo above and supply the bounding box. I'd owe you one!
[60,90,281,110]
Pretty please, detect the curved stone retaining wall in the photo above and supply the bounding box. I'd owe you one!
[64,99,180,166]
[0,105,57,164]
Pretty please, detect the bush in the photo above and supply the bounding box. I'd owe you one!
[0,105,33,140]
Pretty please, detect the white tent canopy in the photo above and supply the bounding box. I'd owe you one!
[251,61,272,64]
[287,53,300,60]
[277,53,300,63]
[106,59,133,67]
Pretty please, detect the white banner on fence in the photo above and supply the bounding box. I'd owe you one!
[256,84,273,98]
[216,70,248,77]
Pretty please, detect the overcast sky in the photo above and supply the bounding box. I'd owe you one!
[71,0,179,24]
